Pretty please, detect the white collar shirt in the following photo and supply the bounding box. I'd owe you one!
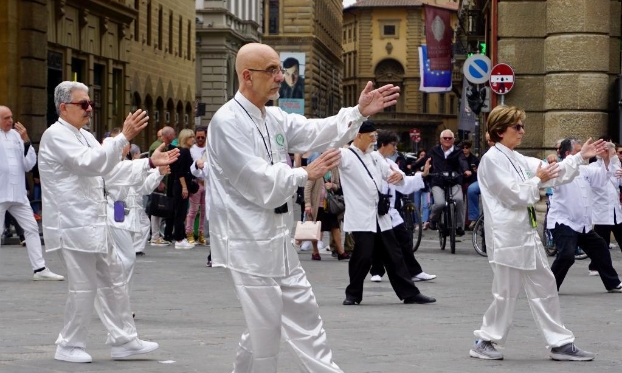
[443,145,454,158]
[377,154,424,227]
[590,159,622,225]
[207,91,367,277]
[339,147,404,232]
[548,159,610,233]
[190,144,206,162]
[0,129,36,204]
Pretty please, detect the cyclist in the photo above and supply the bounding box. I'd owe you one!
[368,130,436,283]
[427,129,467,236]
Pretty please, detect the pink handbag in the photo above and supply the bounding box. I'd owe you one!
[294,221,322,242]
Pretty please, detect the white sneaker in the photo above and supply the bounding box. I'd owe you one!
[300,241,312,251]
[55,345,92,363]
[111,338,159,359]
[588,270,599,276]
[412,272,437,282]
[370,275,382,282]
[318,240,326,251]
[150,238,171,246]
[608,283,622,293]
[33,268,64,281]
[175,239,194,250]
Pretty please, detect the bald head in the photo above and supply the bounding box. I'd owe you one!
[161,126,175,145]
[234,43,284,108]
[0,105,13,132]
[235,43,279,76]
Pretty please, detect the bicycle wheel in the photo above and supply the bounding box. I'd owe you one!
[412,205,423,252]
[401,200,415,251]
[472,214,487,257]
[438,209,447,250]
[541,208,557,256]
[449,202,456,254]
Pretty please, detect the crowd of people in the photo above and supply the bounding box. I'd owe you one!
[2,42,622,370]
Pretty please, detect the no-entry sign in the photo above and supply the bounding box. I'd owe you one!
[489,63,515,95]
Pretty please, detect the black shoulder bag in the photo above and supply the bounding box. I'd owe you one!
[348,148,391,216]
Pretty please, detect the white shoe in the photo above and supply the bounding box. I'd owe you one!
[318,240,326,251]
[55,345,92,363]
[33,268,64,281]
[608,283,622,293]
[588,270,599,276]
[175,239,194,250]
[111,338,159,359]
[370,275,382,282]
[300,241,312,251]
[150,238,171,246]
[412,272,437,282]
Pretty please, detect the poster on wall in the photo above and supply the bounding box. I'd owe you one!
[278,52,305,115]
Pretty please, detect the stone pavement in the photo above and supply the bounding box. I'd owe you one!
[1,230,622,372]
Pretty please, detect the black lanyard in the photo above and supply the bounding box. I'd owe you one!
[494,145,526,181]
[234,98,273,165]
[494,145,537,227]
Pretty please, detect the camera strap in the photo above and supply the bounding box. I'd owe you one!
[348,147,382,193]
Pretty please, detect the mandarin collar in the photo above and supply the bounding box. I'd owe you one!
[234,91,265,121]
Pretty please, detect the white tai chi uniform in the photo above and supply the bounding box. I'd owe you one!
[0,128,46,271]
[208,91,367,373]
[39,118,155,348]
[106,163,164,293]
[474,143,585,348]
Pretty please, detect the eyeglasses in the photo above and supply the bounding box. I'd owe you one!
[196,136,205,140]
[511,124,525,131]
[248,67,285,77]
[66,101,94,110]
[442,137,454,141]
[390,142,397,147]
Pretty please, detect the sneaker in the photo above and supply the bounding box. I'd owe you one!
[412,272,437,282]
[467,220,477,230]
[150,238,170,246]
[469,340,503,360]
[300,241,312,251]
[206,260,212,267]
[19,235,26,246]
[197,231,207,245]
[588,270,599,276]
[370,275,382,282]
[175,239,194,250]
[186,231,196,244]
[608,283,622,293]
[136,251,146,257]
[33,268,64,281]
[456,227,465,237]
[318,241,327,251]
[110,338,159,359]
[549,343,595,361]
[422,222,430,230]
[55,345,92,363]
[575,247,588,260]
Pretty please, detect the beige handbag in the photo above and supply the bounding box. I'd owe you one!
[294,218,322,242]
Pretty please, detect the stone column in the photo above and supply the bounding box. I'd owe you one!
[544,0,611,141]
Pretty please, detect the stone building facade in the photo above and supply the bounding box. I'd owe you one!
[0,0,195,150]
[194,0,261,124]
[263,0,344,118]
[343,0,461,152]
[459,0,621,155]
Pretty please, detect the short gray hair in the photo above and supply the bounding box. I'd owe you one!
[129,144,141,156]
[54,81,89,115]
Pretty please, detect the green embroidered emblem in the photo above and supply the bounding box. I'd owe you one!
[275,134,285,147]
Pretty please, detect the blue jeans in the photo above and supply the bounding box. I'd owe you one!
[413,190,430,223]
[467,181,480,221]
[32,184,41,214]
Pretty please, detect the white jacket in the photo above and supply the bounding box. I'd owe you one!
[479,143,584,270]
[591,158,622,225]
[39,119,153,253]
[0,129,36,204]
[207,92,366,277]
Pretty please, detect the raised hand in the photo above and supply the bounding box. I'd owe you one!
[358,81,401,117]
[14,122,29,142]
[150,143,180,166]
[306,149,341,181]
[580,138,607,160]
[536,162,560,183]
[386,170,403,185]
[196,159,205,169]
[422,158,431,177]
[121,109,149,141]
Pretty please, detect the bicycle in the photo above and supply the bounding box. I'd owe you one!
[542,195,557,256]
[472,214,487,257]
[398,194,423,252]
[429,171,461,254]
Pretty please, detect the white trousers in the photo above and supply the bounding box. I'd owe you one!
[0,201,45,271]
[109,227,138,295]
[56,246,137,348]
[135,213,151,253]
[474,245,575,348]
[150,215,162,240]
[229,265,343,373]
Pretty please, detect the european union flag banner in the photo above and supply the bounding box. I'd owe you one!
[419,46,452,93]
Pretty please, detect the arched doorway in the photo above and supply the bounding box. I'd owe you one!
[374,59,405,112]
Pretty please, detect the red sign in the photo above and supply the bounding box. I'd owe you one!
[425,7,453,71]
[410,129,421,143]
[489,63,515,95]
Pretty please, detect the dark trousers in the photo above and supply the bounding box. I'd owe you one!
[370,223,423,277]
[551,223,621,291]
[164,182,189,242]
[345,225,420,302]
[589,213,622,271]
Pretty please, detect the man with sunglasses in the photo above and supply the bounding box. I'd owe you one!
[427,129,467,235]
[207,42,400,373]
[39,81,180,363]
[0,105,64,281]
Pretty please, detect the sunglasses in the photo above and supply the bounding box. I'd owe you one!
[66,101,94,110]
[442,137,454,141]
[618,151,622,155]
[196,136,206,140]
[511,124,525,131]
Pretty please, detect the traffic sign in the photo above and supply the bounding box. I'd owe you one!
[410,128,421,142]
[489,63,515,95]
[463,54,491,84]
